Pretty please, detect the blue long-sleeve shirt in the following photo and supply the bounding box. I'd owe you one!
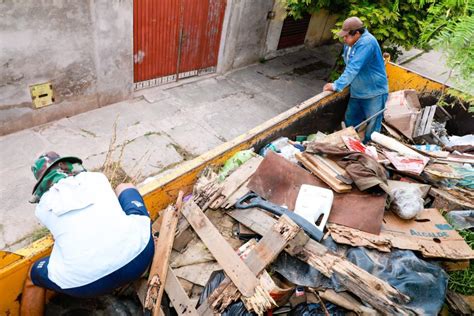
[333,30,388,99]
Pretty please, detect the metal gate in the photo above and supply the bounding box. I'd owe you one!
[133,0,226,90]
[277,13,311,50]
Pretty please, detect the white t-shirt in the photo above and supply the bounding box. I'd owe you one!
[35,172,151,289]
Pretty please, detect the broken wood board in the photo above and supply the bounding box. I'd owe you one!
[181,201,257,297]
[228,208,412,315]
[446,290,473,315]
[177,277,194,296]
[430,187,474,210]
[210,155,263,209]
[440,259,470,272]
[170,239,213,269]
[316,289,377,316]
[248,151,325,210]
[174,157,261,251]
[328,208,474,260]
[145,199,181,314]
[222,179,250,209]
[296,152,352,193]
[165,267,199,316]
[207,215,301,313]
[173,262,221,287]
[413,105,437,144]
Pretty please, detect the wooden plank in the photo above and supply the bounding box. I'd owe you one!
[316,289,377,316]
[175,157,261,251]
[165,267,200,316]
[430,187,474,210]
[296,153,352,193]
[181,201,258,297]
[228,208,412,315]
[223,179,250,209]
[206,215,302,314]
[446,290,473,315]
[210,156,263,209]
[145,192,184,315]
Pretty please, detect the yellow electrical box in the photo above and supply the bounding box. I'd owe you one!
[30,82,54,108]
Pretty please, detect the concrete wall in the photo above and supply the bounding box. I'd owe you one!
[264,2,339,58]
[305,9,339,47]
[217,0,274,73]
[0,0,133,136]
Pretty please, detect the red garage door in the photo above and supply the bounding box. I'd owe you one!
[133,0,227,89]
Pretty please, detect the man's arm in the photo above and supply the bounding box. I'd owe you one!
[332,41,374,91]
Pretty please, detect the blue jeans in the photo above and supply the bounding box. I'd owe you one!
[345,94,388,143]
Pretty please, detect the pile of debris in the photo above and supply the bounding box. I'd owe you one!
[141,90,474,315]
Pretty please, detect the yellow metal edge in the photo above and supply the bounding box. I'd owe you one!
[386,62,445,93]
[0,251,24,268]
[0,236,53,315]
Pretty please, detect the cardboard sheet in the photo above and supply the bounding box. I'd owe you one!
[385,151,429,175]
[328,208,474,260]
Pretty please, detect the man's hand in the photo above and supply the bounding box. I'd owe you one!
[323,83,335,92]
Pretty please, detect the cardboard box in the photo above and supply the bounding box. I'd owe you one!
[384,90,421,140]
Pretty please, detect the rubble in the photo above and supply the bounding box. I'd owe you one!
[140,89,473,315]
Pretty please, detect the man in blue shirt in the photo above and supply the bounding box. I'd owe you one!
[323,17,388,143]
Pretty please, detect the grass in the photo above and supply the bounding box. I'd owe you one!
[31,226,50,242]
[98,116,146,188]
[448,229,474,295]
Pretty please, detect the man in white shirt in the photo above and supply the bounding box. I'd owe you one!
[21,152,154,315]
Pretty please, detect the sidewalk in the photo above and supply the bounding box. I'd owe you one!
[397,48,456,87]
[0,44,341,250]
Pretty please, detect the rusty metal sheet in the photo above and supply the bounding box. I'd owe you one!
[180,0,226,73]
[248,151,321,210]
[133,0,180,83]
[330,191,386,235]
[248,151,385,234]
[133,0,226,84]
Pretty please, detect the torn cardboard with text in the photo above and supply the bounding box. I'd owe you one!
[328,208,474,260]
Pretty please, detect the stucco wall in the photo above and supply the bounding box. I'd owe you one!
[217,0,274,73]
[0,0,133,136]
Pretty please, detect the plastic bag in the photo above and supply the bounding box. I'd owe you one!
[446,210,474,229]
[390,186,424,219]
[291,302,347,316]
[259,137,303,163]
[197,270,254,316]
[218,150,256,181]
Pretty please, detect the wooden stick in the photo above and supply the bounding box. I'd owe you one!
[165,267,199,316]
[199,215,302,314]
[181,201,257,297]
[228,208,413,315]
[145,191,184,315]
